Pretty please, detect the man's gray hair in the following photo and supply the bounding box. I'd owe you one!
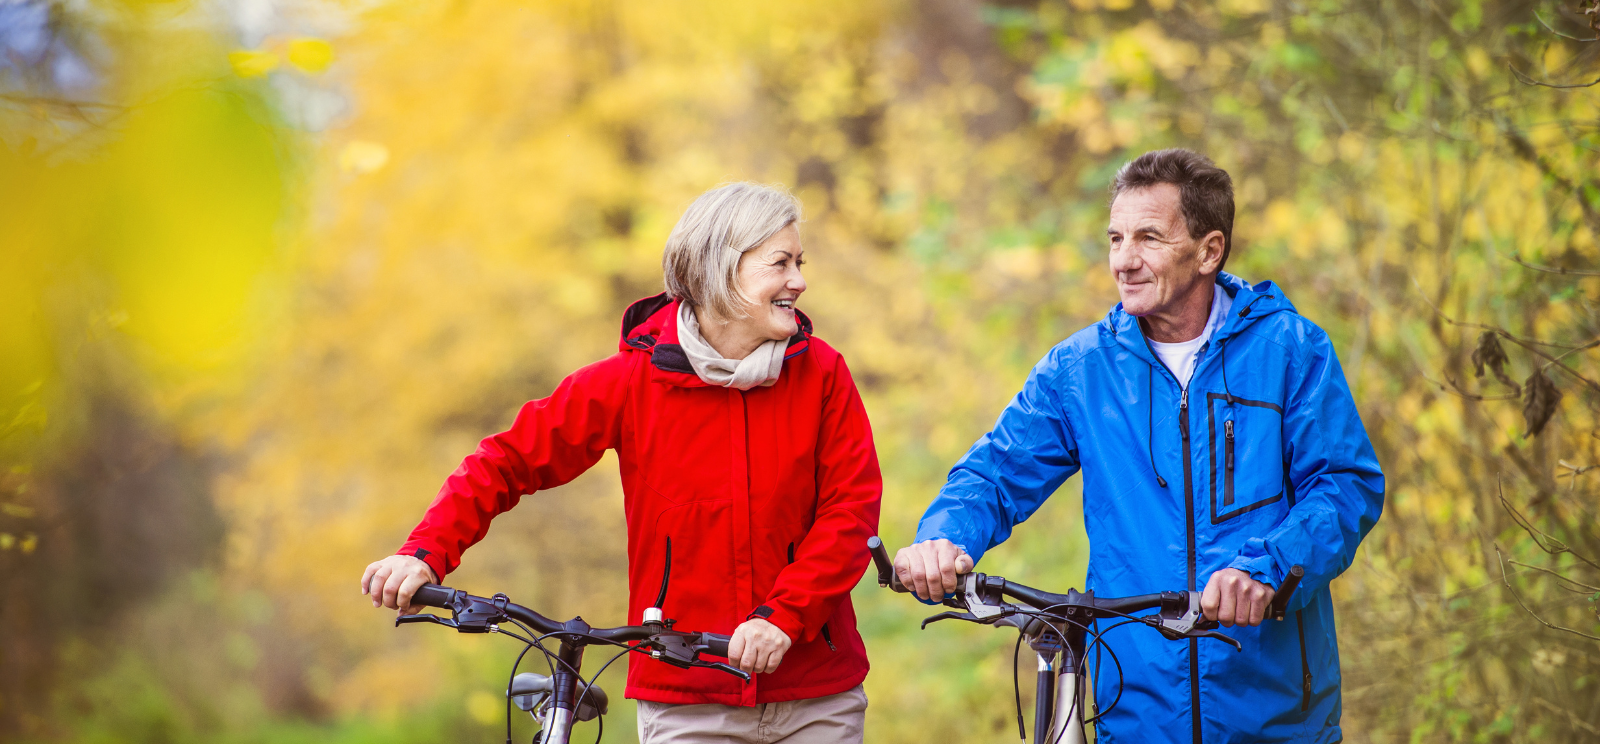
[663,182,801,321]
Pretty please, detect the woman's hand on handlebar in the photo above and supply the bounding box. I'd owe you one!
[893,539,974,602]
[727,618,791,675]
[362,555,438,615]
[1200,568,1275,627]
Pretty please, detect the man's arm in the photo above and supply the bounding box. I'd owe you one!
[896,348,1082,599]
[1224,327,1385,613]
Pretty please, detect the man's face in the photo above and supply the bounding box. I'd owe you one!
[1107,183,1218,318]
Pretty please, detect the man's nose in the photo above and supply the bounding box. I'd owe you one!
[1110,244,1141,275]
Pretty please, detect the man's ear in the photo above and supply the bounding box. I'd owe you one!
[1198,230,1226,275]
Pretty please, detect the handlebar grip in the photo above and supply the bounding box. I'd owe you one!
[1267,565,1305,621]
[411,584,455,609]
[701,632,732,658]
[866,537,908,592]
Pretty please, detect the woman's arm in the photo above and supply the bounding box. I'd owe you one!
[379,353,633,601]
[752,353,883,644]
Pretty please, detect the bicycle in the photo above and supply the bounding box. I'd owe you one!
[397,545,748,744]
[865,537,1303,744]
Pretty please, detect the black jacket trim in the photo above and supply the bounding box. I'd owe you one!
[787,310,814,345]
[652,343,694,374]
[621,293,674,348]
[748,605,775,620]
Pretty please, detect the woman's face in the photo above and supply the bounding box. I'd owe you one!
[732,224,807,341]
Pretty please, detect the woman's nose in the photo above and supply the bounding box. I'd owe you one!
[788,269,807,294]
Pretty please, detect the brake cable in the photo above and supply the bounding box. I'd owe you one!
[993,606,1138,742]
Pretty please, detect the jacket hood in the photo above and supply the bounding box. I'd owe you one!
[617,293,814,386]
[1105,272,1296,363]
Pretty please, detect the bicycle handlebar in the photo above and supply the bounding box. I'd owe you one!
[1266,564,1304,621]
[410,583,460,610]
[867,537,1302,638]
[400,584,739,677]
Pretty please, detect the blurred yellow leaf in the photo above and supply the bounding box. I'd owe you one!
[0,503,33,518]
[1221,0,1270,14]
[228,50,279,78]
[19,533,36,554]
[339,140,390,174]
[0,533,13,550]
[287,37,335,74]
[466,690,500,724]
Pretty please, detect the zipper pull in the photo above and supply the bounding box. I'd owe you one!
[1180,387,1189,410]
[1225,420,1235,471]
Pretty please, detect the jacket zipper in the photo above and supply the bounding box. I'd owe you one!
[1180,386,1201,744]
[1223,419,1235,506]
[1295,611,1312,712]
[788,542,836,651]
[1139,331,1202,744]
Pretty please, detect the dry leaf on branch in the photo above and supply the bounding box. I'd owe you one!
[1523,370,1564,436]
[1473,331,1523,394]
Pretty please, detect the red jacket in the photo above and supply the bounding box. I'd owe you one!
[398,294,882,705]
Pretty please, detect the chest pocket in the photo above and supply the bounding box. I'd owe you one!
[1207,393,1285,524]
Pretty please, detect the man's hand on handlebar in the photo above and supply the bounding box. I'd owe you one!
[1200,568,1275,627]
[727,618,791,675]
[362,555,438,615]
[893,539,975,602]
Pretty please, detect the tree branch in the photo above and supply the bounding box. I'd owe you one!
[0,93,125,112]
[1500,475,1600,570]
[1534,11,1600,42]
[1503,250,1600,277]
[1506,558,1600,592]
[1497,547,1600,641]
[1531,698,1600,736]
[1425,374,1520,401]
[1412,278,1600,393]
[1509,63,1600,89]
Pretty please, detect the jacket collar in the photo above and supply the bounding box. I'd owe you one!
[1105,272,1295,363]
[618,293,813,388]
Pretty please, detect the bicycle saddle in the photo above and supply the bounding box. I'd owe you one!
[508,673,609,721]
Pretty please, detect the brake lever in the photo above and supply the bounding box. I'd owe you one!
[696,661,752,682]
[1187,628,1242,652]
[395,613,459,629]
[921,610,988,629]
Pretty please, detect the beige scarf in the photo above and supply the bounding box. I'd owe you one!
[677,302,786,390]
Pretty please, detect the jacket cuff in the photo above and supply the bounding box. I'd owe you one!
[397,545,447,584]
[747,604,804,643]
[1226,553,1278,589]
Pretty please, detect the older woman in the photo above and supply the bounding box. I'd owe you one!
[360,182,881,743]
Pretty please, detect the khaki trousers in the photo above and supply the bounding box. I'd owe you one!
[636,685,866,744]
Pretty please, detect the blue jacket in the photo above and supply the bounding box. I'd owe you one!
[916,273,1384,744]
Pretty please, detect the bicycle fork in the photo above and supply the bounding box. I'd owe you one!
[1031,624,1089,744]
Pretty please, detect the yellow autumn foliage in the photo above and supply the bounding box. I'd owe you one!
[4,0,1600,742]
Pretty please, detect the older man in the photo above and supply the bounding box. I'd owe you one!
[894,149,1383,743]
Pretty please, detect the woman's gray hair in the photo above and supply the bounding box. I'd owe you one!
[662,182,801,321]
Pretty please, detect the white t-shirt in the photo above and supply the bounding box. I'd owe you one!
[1148,285,1234,388]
